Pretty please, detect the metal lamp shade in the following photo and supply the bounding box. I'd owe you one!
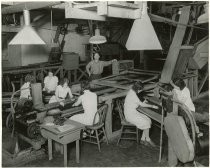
[126,1,162,50]
[9,10,45,45]
[89,28,107,44]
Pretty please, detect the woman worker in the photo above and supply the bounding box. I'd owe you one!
[70,81,99,125]
[43,70,58,94]
[20,74,35,99]
[49,78,73,105]
[170,78,208,131]
[86,52,117,80]
[124,81,158,147]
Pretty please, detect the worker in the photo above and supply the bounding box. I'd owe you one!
[170,78,195,112]
[43,70,58,94]
[124,81,158,147]
[20,74,35,99]
[70,81,99,125]
[49,78,73,105]
[86,52,117,80]
[170,78,208,125]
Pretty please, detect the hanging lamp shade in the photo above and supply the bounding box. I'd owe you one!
[89,28,107,44]
[9,10,46,45]
[126,2,162,50]
[197,3,209,24]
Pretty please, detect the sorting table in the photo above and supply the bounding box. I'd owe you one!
[40,120,84,167]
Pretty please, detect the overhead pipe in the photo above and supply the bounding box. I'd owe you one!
[2,2,62,14]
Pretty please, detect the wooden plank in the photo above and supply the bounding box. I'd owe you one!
[92,80,130,90]
[198,71,208,94]
[107,1,140,9]
[136,106,162,123]
[105,6,141,19]
[65,2,106,21]
[173,49,192,78]
[160,6,191,83]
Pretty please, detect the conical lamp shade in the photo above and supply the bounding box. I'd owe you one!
[126,14,162,50]
[9,25,46,45]
[9,10,45,45]
[89,28,107,44]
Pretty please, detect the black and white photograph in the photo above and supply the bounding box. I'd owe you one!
[1,1,209,167]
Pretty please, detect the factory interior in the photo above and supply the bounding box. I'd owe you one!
[1,1,209,167]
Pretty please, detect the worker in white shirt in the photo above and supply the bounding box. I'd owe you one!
[43,71,58,94]
[49,78,73,104]
[170,79,195,112]
[124,81,158,147]
[70,81,99,125]
[20,74,35,99]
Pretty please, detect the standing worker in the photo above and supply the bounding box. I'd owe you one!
[86,52,117,80]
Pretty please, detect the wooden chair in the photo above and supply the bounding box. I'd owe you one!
[82,104,109,152]
[116,99,139,145]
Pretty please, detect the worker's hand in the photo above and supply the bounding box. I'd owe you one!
[152,105,159,109]
[169,80,174,86]
[143,99,148,104]
[60,102,64,107]
[72,103,76,107]
[112,59,117,63]
[88,72,91,77]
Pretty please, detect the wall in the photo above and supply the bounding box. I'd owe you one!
[36,20,90,62]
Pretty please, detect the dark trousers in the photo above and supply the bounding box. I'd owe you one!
[89,74,102,81]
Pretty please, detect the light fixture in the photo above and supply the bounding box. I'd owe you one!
[197,3,209,24]
[126,1,162,50]
[89,28,107,44]
[9,9,46,45]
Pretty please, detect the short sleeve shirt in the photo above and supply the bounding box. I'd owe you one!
[173,87,195,112]
[86,60,112,75]
[44,76,58,91]
[20,82,31,99]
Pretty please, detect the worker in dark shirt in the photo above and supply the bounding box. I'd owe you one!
[86,52,117,80]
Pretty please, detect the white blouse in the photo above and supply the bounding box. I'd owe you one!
[44,76,58,91]
[173,87,195,112]
[20,82,31,99]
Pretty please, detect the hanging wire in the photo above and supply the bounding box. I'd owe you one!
[50,7,53,43]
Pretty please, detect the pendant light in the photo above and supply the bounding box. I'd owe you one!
[89,27,107,44]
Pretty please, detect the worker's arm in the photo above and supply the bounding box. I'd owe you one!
[72,96,82,106]
[170,80,180,90]
[43,77,48,91]
[86,62,92,76]
[68,88,74,99]
[54,87,64,102]
[102,59,117,67]
[139,100,158,109]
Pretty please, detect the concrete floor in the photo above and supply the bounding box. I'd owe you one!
[2,96,209,167]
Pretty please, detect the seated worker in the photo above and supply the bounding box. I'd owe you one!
[70,81,99,125]
[20,74,35,99]
[43,70,58,94]
[49,78,73,105]
[46,78,74,116]
[86,52,117,80]
[124,81,158,147]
